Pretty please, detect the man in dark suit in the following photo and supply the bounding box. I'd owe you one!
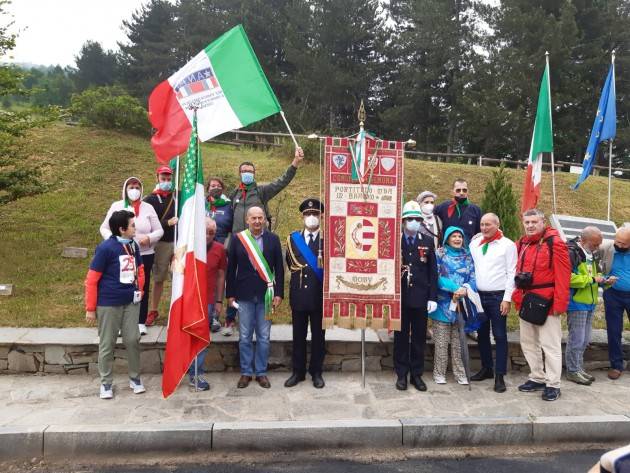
[395,201,438,391]
[434,178,481,242]
[226,206,284,389]
[285,198,326,389]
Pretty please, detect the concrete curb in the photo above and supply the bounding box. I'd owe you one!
[3,415,630,460]
[212,419,402,450]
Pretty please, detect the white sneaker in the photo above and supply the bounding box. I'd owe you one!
[221,324,234,336]
[129,378,146,394]
[457,377,469,385]
[100,384,113,399]
[138,324,147,336]
[433,375,447,384]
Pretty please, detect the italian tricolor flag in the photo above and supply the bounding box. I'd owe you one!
[149,25,281,163]
[161,116,208,398]
[521,61,553,213]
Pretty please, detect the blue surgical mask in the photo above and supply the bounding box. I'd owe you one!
[116,236,133,244]
[241,172,255,185]
[158,181,172,192]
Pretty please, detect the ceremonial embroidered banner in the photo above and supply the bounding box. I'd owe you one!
[323,135,403,331]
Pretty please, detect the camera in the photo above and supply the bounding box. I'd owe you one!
[514,272,533,290]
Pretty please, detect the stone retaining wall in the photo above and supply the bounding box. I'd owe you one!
[1,326,626,375]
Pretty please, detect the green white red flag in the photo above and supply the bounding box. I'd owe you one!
[148,25,281,163]
[521,61,553,213]
[161,115,208,398]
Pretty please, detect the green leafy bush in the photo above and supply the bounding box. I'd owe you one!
[70,86,150,136]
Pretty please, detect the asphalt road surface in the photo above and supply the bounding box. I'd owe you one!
[13,449,607,473]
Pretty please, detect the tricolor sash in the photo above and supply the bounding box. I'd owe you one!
[290,231,323,282]
[236,229,275,316]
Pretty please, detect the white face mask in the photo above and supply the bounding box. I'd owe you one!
[127,188,141,201]
[421,203,434,215]
[304,215,319,230]
[405,220,421,233]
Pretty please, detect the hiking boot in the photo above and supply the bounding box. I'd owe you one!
[579,370,595,382]
[542,386,561,401]
[146,310,159,326]
[566,371,592,386]
[518,379,546,392]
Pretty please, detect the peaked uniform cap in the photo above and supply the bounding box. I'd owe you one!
[402,201,422,219]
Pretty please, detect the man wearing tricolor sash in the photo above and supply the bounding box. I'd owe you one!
[285,198,326,389]
[226,206,284,389]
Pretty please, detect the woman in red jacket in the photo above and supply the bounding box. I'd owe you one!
[513,209,570,402]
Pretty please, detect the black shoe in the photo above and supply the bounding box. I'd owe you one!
[312,373,325,389]
[518,379,546,392]
[494,375,506,393]
[395,376,408,391]
[471,367,494,381]
[284,373,305,388]
[542,387,561,401]
[410,374,427,392]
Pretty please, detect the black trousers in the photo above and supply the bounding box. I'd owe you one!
[393,306,428,378]
[139,253,154,324]
[291,309,326,376]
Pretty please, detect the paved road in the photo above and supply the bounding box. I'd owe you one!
[20,450,604,473]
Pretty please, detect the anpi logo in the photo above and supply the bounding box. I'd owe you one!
[175,67,219,100]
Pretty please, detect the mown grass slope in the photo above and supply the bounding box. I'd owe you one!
[0,123,628,327]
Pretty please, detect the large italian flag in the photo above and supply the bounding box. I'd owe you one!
[149,25,281,163]
[521,61,553,213]
[162,116,209,398]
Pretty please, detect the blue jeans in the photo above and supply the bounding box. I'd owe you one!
[477,291,508,375]
[238,296,271,376]
[188,306,215,378]
[604,288,630,371]
[565,310,594,373]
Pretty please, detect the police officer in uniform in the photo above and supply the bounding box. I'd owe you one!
[395,201,438,391]
[285,198,326,389]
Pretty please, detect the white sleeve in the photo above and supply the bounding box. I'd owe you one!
[99,204,115,240]
[145,204,164,244]
[503,241,518,302]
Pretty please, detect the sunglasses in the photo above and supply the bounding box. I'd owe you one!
[406,218,422,222]
[455,188,468,193]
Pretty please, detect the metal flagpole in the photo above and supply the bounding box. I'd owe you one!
[546,51,558,215]
[361,329,366,388]
[607,50,616,222]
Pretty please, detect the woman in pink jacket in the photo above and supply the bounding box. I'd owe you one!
[100,177,164,335]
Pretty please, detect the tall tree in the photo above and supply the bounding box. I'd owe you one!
[73,40,118,91]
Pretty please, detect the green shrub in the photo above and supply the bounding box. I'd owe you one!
[70,86,150,136]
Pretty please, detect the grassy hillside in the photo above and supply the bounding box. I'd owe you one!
[0,123,628,327]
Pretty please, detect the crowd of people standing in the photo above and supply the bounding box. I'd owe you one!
[84,147,630,402]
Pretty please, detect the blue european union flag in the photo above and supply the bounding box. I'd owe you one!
[572,63,616,190]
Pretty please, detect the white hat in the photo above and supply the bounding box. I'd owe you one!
[402,201,422,219]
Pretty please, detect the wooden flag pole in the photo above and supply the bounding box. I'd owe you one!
[280,111,300,149]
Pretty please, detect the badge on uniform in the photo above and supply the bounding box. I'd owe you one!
[418,246,428,263]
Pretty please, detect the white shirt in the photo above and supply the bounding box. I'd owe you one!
[303,229,320,244]
[470,233,517,302]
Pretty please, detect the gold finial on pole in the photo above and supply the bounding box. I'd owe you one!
[358,99,366,131]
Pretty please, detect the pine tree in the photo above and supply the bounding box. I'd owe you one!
[480,164,521,241]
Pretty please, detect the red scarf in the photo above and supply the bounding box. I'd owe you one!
[152,188,171,198]
[479,229,503,255]
[447,198,469,218]
[130,200,141,217]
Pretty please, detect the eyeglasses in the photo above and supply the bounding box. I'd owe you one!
[455,188,468,193]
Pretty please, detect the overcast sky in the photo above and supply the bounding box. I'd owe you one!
[4,0,150,67]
